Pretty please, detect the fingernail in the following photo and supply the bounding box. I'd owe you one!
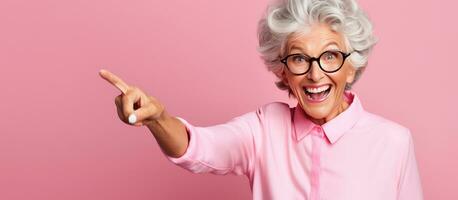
[128,113,137,124]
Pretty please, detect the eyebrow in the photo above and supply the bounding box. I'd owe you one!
[289,41,341,54]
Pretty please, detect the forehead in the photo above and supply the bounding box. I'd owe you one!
[285,24,346,54]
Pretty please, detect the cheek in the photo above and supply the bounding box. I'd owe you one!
[284,76,305,98]
[333,75,347,88]
[287,76,305,90]
[329,68,353,88]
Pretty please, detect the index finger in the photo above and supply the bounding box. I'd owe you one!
[99,69,130,94]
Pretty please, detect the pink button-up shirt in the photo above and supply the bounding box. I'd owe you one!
[165,91,423,200]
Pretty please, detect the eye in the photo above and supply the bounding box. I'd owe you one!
[322,51,338,61]
[291,54,307,64]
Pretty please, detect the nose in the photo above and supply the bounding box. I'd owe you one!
[306,60,324,82]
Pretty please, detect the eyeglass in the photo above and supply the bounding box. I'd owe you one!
[280,50,353,75]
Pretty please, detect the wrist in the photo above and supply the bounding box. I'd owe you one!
[145,108,169,128]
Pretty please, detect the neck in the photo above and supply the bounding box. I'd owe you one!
[309,97,349,125]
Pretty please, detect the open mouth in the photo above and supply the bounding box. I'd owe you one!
[303,84,332,102]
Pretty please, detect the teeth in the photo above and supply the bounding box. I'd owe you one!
[304,85,330,93]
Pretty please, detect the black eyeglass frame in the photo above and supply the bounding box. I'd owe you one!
[280,50,353,75]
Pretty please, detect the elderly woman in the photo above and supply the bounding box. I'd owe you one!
[99,0,423,199]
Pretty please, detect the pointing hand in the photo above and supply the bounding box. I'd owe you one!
[99,69,165,126]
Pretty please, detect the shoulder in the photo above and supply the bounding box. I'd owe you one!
[227,101,291,129]
[255,101,291,118]
[359,111,413,147]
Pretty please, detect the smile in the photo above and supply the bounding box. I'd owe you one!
[303,84,332,103]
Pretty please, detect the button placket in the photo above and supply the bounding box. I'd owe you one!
[310,126,323,200]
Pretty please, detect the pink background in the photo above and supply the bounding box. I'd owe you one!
[1,0,456,199]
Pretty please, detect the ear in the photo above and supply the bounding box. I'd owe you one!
[346,65,356,85]
[281,71,289,87]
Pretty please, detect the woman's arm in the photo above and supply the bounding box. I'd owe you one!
[397,130,424,200]
[99,69,258,176]
[145,110,189,158]
[164,111,260,176]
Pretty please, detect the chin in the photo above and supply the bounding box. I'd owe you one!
[302,106,332,121]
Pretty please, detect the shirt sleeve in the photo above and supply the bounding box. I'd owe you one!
[397,129,424,200]
[163,109,262,176]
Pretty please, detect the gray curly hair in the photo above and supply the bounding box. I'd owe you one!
[257,0,377,97]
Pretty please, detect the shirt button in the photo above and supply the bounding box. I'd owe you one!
[316,126,324,137]
[311,127,320,136]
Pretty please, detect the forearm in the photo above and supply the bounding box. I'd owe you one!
[146,110,189,158]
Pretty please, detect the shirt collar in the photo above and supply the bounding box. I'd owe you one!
[292,90,365,144]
